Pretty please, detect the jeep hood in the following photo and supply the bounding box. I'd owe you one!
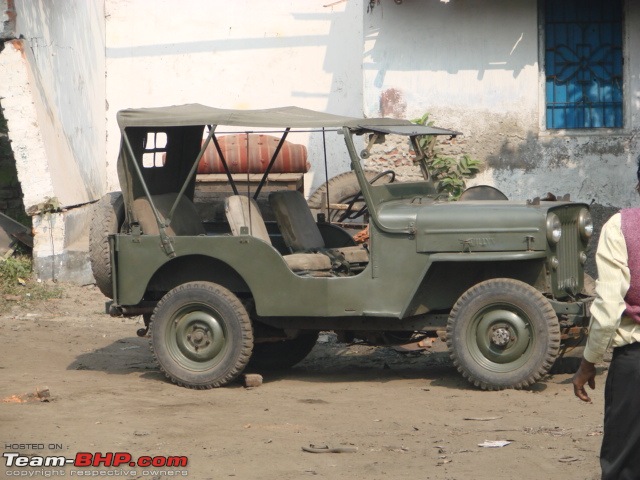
[377,199,559,253]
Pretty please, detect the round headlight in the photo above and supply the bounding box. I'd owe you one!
[578,208,594,240]
[547,213,562,244]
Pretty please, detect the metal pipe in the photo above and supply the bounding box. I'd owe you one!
[253,128,290,200]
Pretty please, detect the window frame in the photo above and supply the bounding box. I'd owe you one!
[538,0,631,136]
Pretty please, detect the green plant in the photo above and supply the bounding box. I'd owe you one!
[0,255,31,290]
[0,255,62,301]
[412,112,482,200]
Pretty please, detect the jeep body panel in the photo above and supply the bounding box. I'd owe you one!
[111,221,551,321]
[112,231,429,318]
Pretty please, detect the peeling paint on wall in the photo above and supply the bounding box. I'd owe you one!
[379,88,406,118]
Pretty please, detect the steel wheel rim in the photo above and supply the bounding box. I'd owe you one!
[467,304,534,373]
[166,306,227,372]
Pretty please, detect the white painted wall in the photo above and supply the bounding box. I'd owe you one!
[364,0,539,118]
[363,0,640,208]
[12,0,106,207]
[104,0,364,194]
[0,42,55,211]
[0,0,105,283]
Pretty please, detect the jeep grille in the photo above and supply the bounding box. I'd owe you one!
[552,208,583,297]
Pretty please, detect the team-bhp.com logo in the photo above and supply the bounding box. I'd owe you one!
[4,452,188,476]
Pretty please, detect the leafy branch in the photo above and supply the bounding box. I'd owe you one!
[412,113,482,200]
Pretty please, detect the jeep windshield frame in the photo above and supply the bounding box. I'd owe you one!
[115,104,459,241]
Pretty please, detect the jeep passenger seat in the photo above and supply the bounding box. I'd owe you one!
[224,195,332,274]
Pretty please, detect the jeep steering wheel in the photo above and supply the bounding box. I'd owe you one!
[337,170,396,223]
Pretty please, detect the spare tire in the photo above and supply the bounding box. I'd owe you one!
[90,192,124,298]
[308,170,394,225]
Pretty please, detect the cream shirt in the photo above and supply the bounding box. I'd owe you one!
[584,212,640,363]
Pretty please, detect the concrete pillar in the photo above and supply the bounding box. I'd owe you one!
[0,40,94,284]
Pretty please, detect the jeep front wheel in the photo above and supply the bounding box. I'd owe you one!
[150,282,253,389]
[446,278,560,390]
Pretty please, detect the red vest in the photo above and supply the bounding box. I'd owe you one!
[621,208,640,324]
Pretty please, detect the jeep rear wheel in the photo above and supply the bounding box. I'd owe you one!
[446,278,560,390]
[150,282,253,389]
[248,331,319,371]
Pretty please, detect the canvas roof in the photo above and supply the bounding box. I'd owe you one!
[116,104,459,136]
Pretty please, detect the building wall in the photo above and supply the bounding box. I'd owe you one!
[104,0,364,194]
[12,0,106,206]
[2,0,638,283]
[0,0,106,283]
[363,0,640,209]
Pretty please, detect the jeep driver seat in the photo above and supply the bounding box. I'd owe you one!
[268,190,369,266]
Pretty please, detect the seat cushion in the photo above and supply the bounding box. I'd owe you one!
[283,253,332,272]
[133,193,205,236]
[332,246,369,264]
[224,195,271,244]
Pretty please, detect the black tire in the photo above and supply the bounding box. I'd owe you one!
[458,185,508,201]
[446,278,560,390]
[248,331,319,371]
[308,170,394,224]
[150,282,253,389]
[89,192,124,298]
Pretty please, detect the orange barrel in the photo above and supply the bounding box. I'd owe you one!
[197,134,309,174]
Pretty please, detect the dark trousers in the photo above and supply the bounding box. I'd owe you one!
[601,342,640,480]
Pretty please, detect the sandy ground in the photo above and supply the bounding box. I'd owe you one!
[1,283,605,480]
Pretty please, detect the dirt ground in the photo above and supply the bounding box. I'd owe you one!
[1,283,605,480]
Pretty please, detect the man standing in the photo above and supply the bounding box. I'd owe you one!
[572,158,640,480]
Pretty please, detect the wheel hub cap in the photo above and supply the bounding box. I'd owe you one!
[174,311,226,364]
[474,308,532,366]
[490,327,512,347]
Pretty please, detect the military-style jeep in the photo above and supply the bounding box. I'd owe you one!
[93,104,593,390]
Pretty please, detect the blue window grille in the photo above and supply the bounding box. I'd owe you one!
[545,0,623,129]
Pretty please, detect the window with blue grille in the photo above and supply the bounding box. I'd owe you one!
[544,0,623,129]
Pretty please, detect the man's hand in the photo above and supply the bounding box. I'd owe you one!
[572,358,597,402]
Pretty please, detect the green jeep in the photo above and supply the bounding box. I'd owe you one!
[92,104,593,390]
